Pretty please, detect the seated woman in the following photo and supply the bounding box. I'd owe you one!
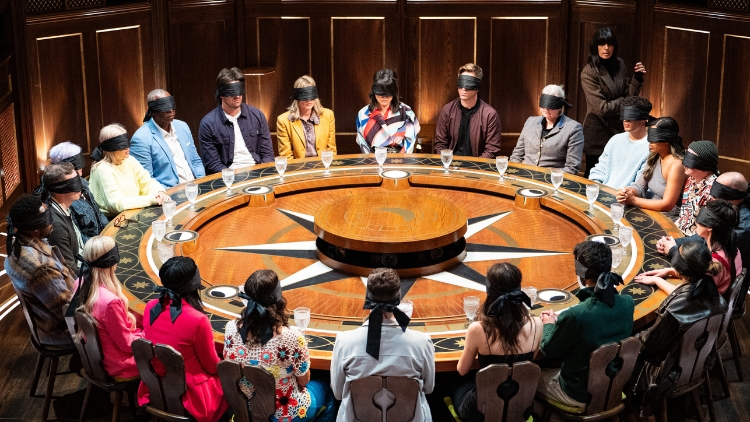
[224,270,335,421]
[76,235,143,379]
[137,257,228,422]
[509,85,584,174]
[639,199,742,296]
[616,117,687,220]
[277,75,336,159]
[452,263,542,421]
[89,123,167,218]
[356,69,420,154]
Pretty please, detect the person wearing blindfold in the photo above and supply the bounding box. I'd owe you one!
[331,268,435,421]
[452,263,542,421]
[5,195,78,347]
[89,123,169,218]
[277,75,337,160]
[198,67,274,174]
[510,84,584,174]
[224,270,335,422]
[590,97,653,189]
[434,64,501,158]
[356,69,420,154]
[581,27,646,178]
[537,241,634,411]
[617,116,687,220]
[138,256,229,422]
[49,142,108,242]
[674,140,720,235]
[131,89,206,188]
[39,162,84,274]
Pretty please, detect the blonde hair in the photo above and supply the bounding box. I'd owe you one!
[458,63,483,80]
[92,123,128,170]
[78,235,137,328]
[286,75,322,121]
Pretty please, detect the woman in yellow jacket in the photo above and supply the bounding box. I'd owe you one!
[277,75,336,159]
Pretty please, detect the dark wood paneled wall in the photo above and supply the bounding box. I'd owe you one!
[9,0,750,191]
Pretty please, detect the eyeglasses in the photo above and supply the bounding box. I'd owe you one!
[113,214,140,229]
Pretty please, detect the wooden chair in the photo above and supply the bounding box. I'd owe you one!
[725,267,749,382]
[216,360,275,422]
[132,338,194,422]
[476,361,541,421]
[11,284,76,422]
[72,311,140,422]
[537,337,641,421]
[350,376,420,422]
[711,268,746,399]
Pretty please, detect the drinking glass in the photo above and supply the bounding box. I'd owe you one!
[375,147,387,172]
[463,296,480,328]
[586,184,600,209]
[397,300,414,318]
[611,246,623,273]
[275,156,288,182]
[157,242,174,262]
[496,156,509,181]
[618,226,633,255]
[321,149,334,177]
[294,307,311,338]
[152,220,166,242]
[221,168,235,193]
[185,183,199,209]
[162,199,176,226]
[551,168,564,194]
[521,286,538,307]
[441,149,453,175]
[610,203,624,233]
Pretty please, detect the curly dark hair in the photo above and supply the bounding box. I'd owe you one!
[9,195,45,226]
[479,263,530,356]
[237,270,288,344]
[574,241,612,281]
[621,96,653,125]
[366,268,401,302]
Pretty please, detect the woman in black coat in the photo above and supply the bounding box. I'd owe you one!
[580,27,646,177]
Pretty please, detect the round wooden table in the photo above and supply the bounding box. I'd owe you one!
[104,154,683,371]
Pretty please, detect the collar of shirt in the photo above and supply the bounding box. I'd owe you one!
[361,316,400,327]
[221,104,245,124]
[539,114,563,129]
[49,198,71,217]
[155,121,177,139]
[290,110,320,124]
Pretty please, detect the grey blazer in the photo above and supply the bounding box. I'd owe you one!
[509,114,584,174]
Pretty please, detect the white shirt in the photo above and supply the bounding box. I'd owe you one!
[157,123,194,184]
[225,111,256,169]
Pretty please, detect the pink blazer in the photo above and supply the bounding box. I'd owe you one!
[91,285,144,379]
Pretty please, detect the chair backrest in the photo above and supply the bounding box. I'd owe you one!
[731,268,748,317]
[350,376,420,422]
[584,336,641,414]
[719,269,746,339]
[10,283,45,349]
[131,338,189,417]
[672,314,724,390]
[216,360,276,422]
[476,361,541,421]
[73,311,110,384]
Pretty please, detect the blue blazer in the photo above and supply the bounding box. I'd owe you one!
[130,119,206,188]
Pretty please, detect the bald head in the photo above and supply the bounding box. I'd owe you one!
[716,172,748,192]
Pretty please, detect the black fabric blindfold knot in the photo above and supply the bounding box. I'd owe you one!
[6,206,53,257]
[293,86,318,101]
[456,75,482,91]
[60,152,85,170]
[647,127,678,144]
[710,181,748,201]
[64,245,120,319]
[217,83,245,98]
[538,94,572,110]
[363,293,410,360]
[593,272,623,307]
[688,274,720,301]
[237,283,283,345]
[620,106,650,121]
[144,96,176,122]
[150,267,203,324]
[682,151,717,172]
[371,83,397,97]
[45,174,83,194]
[91,134,130,162]
[575,259,600,281]
[485,288,531,317]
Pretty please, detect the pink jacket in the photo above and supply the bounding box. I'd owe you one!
[91,285,144,379]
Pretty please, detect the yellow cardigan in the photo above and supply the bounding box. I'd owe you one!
[276,107,337,159]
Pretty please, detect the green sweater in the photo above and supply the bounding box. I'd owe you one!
[540,294,635,403]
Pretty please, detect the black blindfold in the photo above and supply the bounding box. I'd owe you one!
[45,174,83,194]
[151,267,204,324]
[60,152,85,170]
[144,96,176,122]
[620,106,650,121]
[293,86,318,101]
[216,82,245,98]
[91,134,130,162]
[682,152,717,172]
[647,127,678,144]
[6,206,53,255]
[371,83,397,97]
[456,75,482,91]
[65,245,121,319]
[363,292,410,360]
[710,181,748,201]
[237,282,283,345]
[539,94,572,110]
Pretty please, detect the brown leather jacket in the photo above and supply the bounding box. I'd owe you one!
[433,98,502,158]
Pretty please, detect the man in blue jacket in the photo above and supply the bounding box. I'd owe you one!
[131,89,206,188]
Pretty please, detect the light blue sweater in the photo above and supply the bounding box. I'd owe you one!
[589,132,649,189]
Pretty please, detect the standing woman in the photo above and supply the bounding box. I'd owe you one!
[580,27,646,177]
[356,69,420,154]
[277,76,337,159]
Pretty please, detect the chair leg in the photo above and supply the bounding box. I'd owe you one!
[659,397,668,422]
[79,383,93,422]
[127,385,138,418]
[29,354,45,397]
[111,391,122,422]
[691,389,706,422]
[728,322,744,382]
[714,348,730,400]
[703,373,717,422]
[42,357,59,422]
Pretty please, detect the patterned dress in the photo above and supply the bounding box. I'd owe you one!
[224,323,312,421]
[355,103,420,153]
[675,174,717,235]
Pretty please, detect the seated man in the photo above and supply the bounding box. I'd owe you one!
[40,162,84,274]
[131,89,205,187]
[199,67,274,174]
[433,63,501,158]
[588,96,652,189]
[537,241,634,410]
[331,268,435,421]
[5,195,77,346]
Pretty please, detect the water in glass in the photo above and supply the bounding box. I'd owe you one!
[463,296,480,327]
[157,242,174,262]
[551,169,564,193]
[441,149,453,174]
[496,156,509,181]
[321,149,334,176]
[221,168,235,193]
[610,203,624,232]
[152,220,166,242]
[521,287,538,307]
[618,226,633,255]
[185,183,199,208]
[294,307,311,336]
[611,246,623,271]
[275,156,288,181]
[162,199,176,226]
[375,147,387,170]
[586,184,599,208]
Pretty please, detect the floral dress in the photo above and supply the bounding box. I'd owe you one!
[224,322,312,421]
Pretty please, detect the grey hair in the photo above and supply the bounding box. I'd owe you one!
[147,89,169,102]
[98,123,127,143]
[541,84,565,98]
[49,141,82,164]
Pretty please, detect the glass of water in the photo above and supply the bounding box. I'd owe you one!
[397,300,414,318]
[275,156,288,182]
[157,241,174,262]
[611,246,623,273]
[586,184,600,210]
[321,149,334,177]
[610,203,624,233]
[294,307,311,338]
[618,226,633,255]
[441,149,453,174]
[463,296,480,328]
[162,198,176,226]
[185,183,199,209]
[152,220,166,242]
[375,147,387,172]
[550,168,564,194]
[521,286,538,307]
[221,168,235,193]
[496,156,509,181]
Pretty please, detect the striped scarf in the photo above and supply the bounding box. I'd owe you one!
[356,103,420,153]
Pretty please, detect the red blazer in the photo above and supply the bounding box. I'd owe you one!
[137,298,228,422]
[91,286,144,379]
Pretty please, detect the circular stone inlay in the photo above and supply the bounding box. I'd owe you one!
[314,192,467,253]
